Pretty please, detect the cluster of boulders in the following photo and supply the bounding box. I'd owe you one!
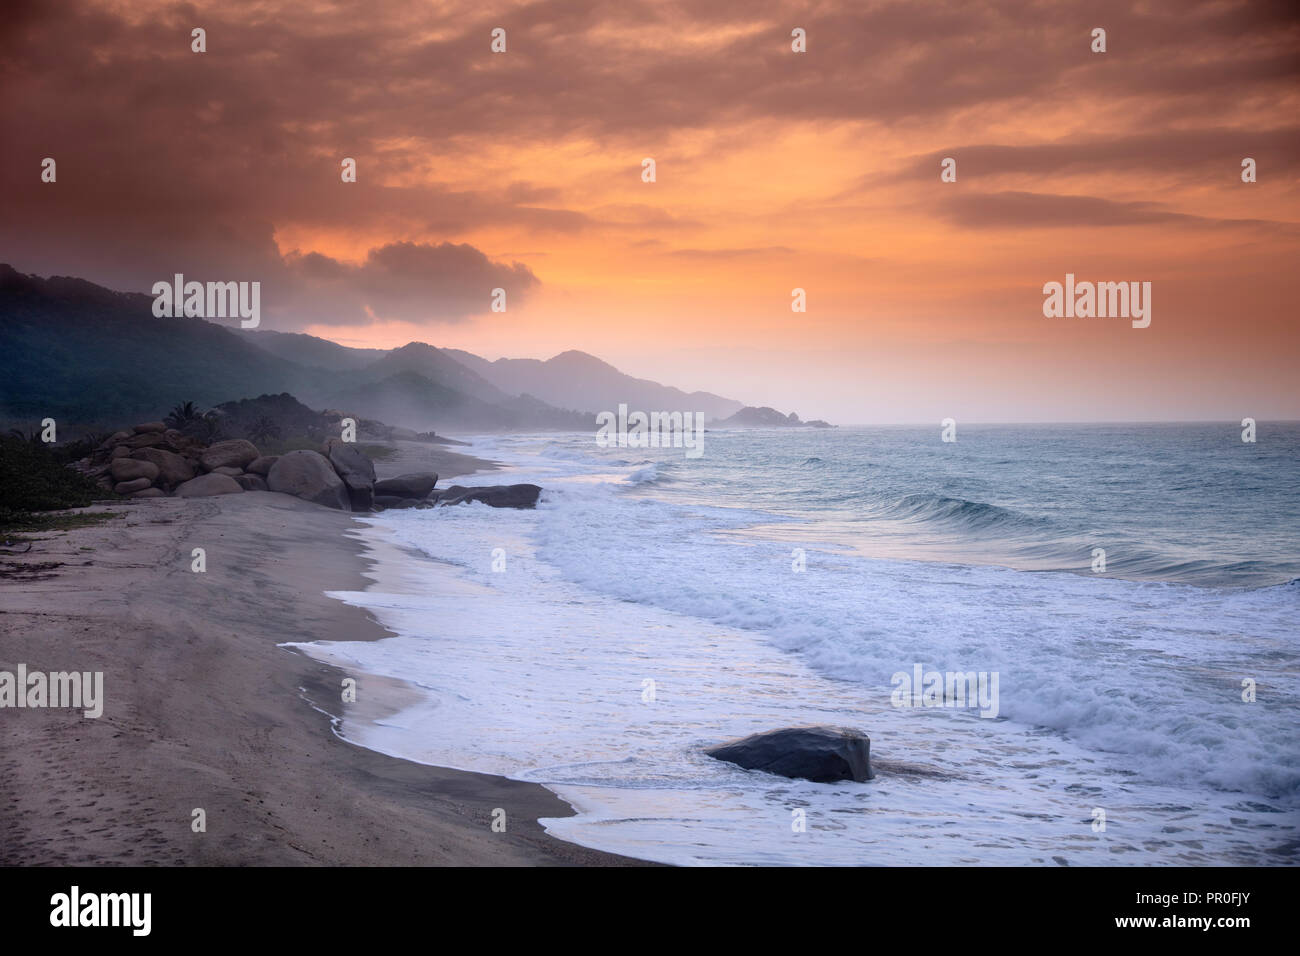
[73,422,542,513]
[74,424,395,512]
[75,423,271,500]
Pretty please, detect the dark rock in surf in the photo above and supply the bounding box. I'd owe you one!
[705,726,874,783]
[373,473,439,499]
[435,484,541,510]
[374,495,420,509]
[324,438,377,511]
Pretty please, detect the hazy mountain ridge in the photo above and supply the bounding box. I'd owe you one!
[444,348,745,421]
[238,329,388,371]
[0,265,816,433]
[0,265,316,424]
[329,370,594,431]
[357,342,513,405]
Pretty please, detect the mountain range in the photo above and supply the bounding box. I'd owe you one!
[0,265,818,433]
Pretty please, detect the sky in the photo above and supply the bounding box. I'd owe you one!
[2,0,1298,423]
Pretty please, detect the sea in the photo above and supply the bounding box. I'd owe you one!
[286,423,1300,865]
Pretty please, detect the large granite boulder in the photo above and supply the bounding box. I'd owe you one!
[113,477,153,494]
[373,472,438,499]
[235,474,269,492]
[174,473,244,497]
[123,432,167,450]
[324,438,376,511]
[266,450,350,511]
[133,421,167,434]
[129,447,195,487]
[435,484,541,510]
[110,458,159,483]
[705,726,874,783]
[130,487,166,498]
[200,439,260,472]
[247,455,279,476]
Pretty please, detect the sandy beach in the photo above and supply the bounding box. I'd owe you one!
[0,441,648,866]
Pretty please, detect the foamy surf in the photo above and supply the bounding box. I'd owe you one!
[290,428,1299,865]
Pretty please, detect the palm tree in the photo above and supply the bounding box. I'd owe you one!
[164,401,203,431]
[6,427,44,446]
[246,416,281,445]
[189,411,226,444]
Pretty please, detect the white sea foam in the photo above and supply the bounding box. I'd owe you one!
[288,433,1300,865]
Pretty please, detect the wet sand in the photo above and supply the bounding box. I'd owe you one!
[0,441,650,866]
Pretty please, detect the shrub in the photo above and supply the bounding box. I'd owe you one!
[0,434,109,521]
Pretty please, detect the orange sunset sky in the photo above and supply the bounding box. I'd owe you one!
[2,0,1298,422]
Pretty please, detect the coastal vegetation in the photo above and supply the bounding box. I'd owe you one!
[0,432,114,529]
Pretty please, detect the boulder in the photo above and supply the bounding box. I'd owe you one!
[174,473,244,497]
[266,450,350,511]
[375,496,420,509]
[113,477,153,494]
[123,432,166,449]
[133,421,167,434]
[110,446,132,460]
[110,458,160,483]
[435,484,542,510]
[324,438,376,511]
[128,447,195,487]
[130,487,167,498]
[165,433,203,455]
[349,485,374,511]
[211,466,244,477]
[105,430,133,445]
[247,455,279,476]
[373,473,439,499]
[200,439,260,472]
[705,726,874,783]
[234,473,268,492]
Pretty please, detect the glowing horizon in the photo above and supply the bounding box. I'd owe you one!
[3,0,1298,422]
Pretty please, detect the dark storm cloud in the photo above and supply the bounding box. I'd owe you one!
[280,241,539,325]
[0,0,1295,326]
